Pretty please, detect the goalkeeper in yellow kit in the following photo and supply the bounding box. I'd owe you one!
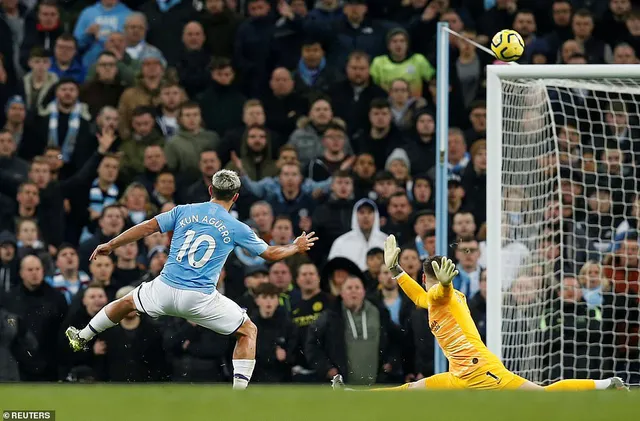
[332,235,628,392]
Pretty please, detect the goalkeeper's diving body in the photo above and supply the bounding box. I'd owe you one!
[333,235,628,392]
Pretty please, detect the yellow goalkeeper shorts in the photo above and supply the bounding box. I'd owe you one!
[425,364,527,390]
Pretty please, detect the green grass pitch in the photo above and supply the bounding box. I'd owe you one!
[2,384,639,421]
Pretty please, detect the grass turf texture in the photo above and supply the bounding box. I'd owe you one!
[2,384,639,421]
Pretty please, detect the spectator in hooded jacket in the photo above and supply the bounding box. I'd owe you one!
[226,125,278,181]
[19,0,63,71]
[74,0,132,68]
[328,198,387,271]
[404,108,435,176]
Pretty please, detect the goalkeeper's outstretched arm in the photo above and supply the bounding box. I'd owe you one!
[384,235,430,308]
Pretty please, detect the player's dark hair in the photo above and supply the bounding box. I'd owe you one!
[254,282,281,298]
[423,255,446,280]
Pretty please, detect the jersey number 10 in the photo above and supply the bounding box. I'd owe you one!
[176,229,217,268]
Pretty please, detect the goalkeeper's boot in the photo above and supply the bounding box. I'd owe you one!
[65,326,87,352]
[607,377,630,391]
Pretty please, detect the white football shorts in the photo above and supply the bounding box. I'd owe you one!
[129,276,249,335]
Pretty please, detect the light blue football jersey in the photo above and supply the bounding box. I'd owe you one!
[155,202,268,293]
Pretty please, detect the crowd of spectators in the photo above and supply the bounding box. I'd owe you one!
[0,0,638,385]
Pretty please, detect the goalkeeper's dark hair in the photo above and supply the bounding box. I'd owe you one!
[423,255,446,280]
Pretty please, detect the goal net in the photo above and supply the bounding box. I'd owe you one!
[486,66,640,386]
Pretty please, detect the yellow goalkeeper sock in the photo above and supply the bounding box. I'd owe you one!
[372,383,411,391]
[544,380,596,391]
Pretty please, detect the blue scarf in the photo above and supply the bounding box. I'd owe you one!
[297,57,326,87]
[582,286,603,308]
[47,101,82,163]
[415,235,428,261]
[156,0,181,12]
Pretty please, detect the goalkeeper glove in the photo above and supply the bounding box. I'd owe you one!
[384,235,403,277]
[431,257,459,286]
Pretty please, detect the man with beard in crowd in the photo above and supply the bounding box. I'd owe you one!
[78,204,125,272]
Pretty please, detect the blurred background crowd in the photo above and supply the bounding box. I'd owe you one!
[0,0,639,385]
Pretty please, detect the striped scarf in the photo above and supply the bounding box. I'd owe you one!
[88,178,119,214]
[47,101,82,163]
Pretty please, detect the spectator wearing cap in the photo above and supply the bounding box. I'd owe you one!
[176,21,211,99]
[310,0,393,71]
[292,36,342,102]
[21,47,58,114]
[0,255,68,381]
[250,282,297,383]
[308,0,343,23]
[309,170,354,262]
[236,264,270,311]
[197,57,246,139]
[226,125,278,181]
[262,67,307,140]
[140,0,199,67]
[19,0,64,71]
[49,34,86,83]
[0,0,27,78]
[25,78,93,177]
[328,51,387,138]
[353,98,403,171]
[46,243,91,304]
[329,198,387,271]
[4,95,26,147]
[305,274,398,385]
[371,27,434,98]
[385,148,412,194]
[0,128,28,179]
[0,230,19,294]
[462,139,486,226]
[73,0,132,68]
[165,101,221,185]
[95,285,167,382]
[198,0,242,59]
[117,48,169,139]
[80,51,128,118]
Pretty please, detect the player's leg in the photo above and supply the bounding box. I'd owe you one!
[232,317,258,390]
[540,377,628,391]
[185,291,258,390]
[363,373,457,391]
[66,280,162,351]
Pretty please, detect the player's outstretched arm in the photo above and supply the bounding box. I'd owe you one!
[384,235,429,308]
[260,231,318,262]
[89,218,160,260]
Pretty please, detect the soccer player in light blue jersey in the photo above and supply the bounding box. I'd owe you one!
[65,170,318,389]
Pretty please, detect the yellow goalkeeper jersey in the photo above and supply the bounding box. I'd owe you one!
[397,273,498,377]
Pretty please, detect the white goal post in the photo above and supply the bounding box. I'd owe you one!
[486,65,640,385]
